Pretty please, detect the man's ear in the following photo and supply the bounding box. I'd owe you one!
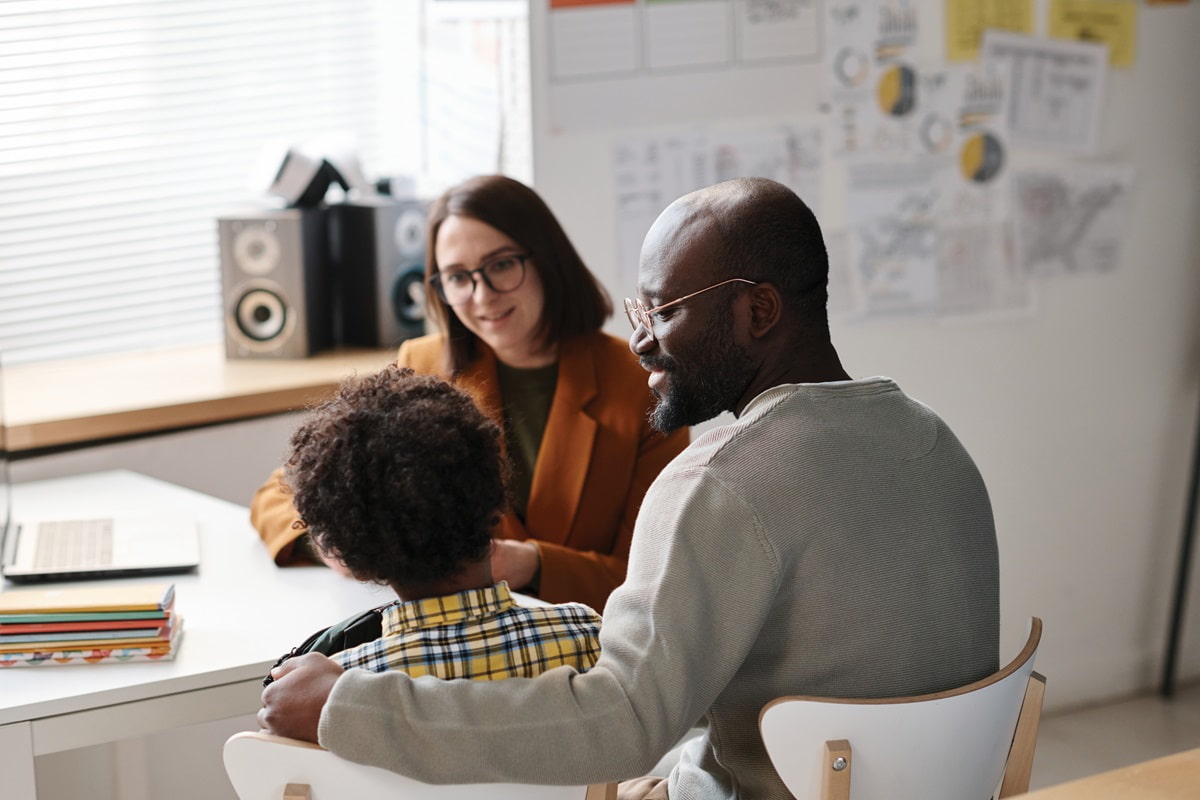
[746,283,783,339]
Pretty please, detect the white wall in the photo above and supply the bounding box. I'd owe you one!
[527,0,1200,713]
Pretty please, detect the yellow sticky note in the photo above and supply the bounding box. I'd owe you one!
[945,0,1035,61]
[1048,0,1137,67]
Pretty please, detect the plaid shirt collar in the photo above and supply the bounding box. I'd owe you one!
[380,581,516,636]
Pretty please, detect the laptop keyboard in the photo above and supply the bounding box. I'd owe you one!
[33,519,115,569]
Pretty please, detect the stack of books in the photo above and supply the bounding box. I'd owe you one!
[0,581,183,667]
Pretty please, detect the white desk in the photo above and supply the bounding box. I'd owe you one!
[0,471,392,799]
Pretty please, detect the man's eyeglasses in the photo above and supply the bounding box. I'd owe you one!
[429,252,530,306]
[624,278,757,342]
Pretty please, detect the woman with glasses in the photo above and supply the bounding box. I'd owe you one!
[250,174,689,611]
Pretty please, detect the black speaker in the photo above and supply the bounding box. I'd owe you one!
[218,208,334,359]
[332,197,428,348]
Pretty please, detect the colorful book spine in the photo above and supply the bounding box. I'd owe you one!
[0,582,175,616]
[0,624,169,644]
[0,613,173,634]
[0,609,171,624]
[0,624,183,667]
[0,616,178,652]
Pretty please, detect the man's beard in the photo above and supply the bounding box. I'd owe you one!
[643,316,754,433]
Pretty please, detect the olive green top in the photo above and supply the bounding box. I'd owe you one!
[495,360,558,520]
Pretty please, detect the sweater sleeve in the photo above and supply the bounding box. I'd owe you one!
[318,463,778,785]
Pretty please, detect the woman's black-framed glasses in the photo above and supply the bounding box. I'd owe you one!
[624,278,757,343]
[429,252,531,306]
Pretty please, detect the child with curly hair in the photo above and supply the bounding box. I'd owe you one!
[282,364,601,678]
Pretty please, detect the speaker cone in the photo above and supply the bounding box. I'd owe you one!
[391,267,427,327]
[235,287,288,341]
[393,209,426,260]
[232,223,282,276]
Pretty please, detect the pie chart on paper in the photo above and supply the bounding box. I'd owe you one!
[959,131,1005,183]
[876,64,916,117]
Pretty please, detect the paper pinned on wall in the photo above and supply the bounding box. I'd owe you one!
[738,0,821,63]
[549,1,638,80]
[944,0,1034,62]
[824,0,923,160]
[1048,0,1138,68]
[546,0,818,132]
[981,30,1109,154]
[937,223,1031,318]
[914,64,1011,228]
[644,0,733,71]
[710,121,824,217]
[844,155,1032,321]
[611,121,823,289]
[824,230,860,320]
[1012,163,1135,276]
[846,161,943,317]
[548,0,820,82]
[612,130,712,288]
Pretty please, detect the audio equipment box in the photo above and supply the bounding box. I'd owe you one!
[331,197,428,349]
[218,207,333,359]
[218,197,429,358]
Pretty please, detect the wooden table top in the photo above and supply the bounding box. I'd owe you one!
[1019,747,1200,799]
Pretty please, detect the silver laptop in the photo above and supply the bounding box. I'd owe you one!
[0,356,201,584]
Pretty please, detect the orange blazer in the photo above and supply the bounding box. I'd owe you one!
[249,330,689,611]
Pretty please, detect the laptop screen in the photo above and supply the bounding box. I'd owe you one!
[0,355,13,573]
[0,355,201,583]
[0,352,11,544]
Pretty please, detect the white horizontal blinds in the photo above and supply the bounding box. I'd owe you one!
[0,0,390,364]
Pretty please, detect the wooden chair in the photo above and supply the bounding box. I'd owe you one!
[223,731,617,800]
[759,617,1046,800]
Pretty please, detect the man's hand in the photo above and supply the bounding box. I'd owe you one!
[257,653,344,743]
[490,539,540,591]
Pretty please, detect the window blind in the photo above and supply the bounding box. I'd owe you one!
[0,0,411,365]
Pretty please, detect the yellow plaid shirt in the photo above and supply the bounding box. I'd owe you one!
[333,582,602,679]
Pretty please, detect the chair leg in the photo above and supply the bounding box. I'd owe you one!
[586,782,619,800]
[999,671,1047,798]
[821,739,852,800]
[283,784,311,800]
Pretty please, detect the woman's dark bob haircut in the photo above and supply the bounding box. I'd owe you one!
[425,174,612,374]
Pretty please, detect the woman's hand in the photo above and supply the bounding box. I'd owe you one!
[490,539,541,591]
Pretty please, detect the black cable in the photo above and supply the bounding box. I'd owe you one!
[1161,387,1200,698]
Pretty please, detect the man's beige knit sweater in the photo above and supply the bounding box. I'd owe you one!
[320,378,1000,799]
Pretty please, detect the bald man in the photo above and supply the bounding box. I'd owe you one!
[259,177,999,799]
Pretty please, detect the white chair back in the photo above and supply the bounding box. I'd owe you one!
[759,617,1045,800]
[223,731,615,800]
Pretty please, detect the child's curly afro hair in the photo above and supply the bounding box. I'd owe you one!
[284,365,507,588]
